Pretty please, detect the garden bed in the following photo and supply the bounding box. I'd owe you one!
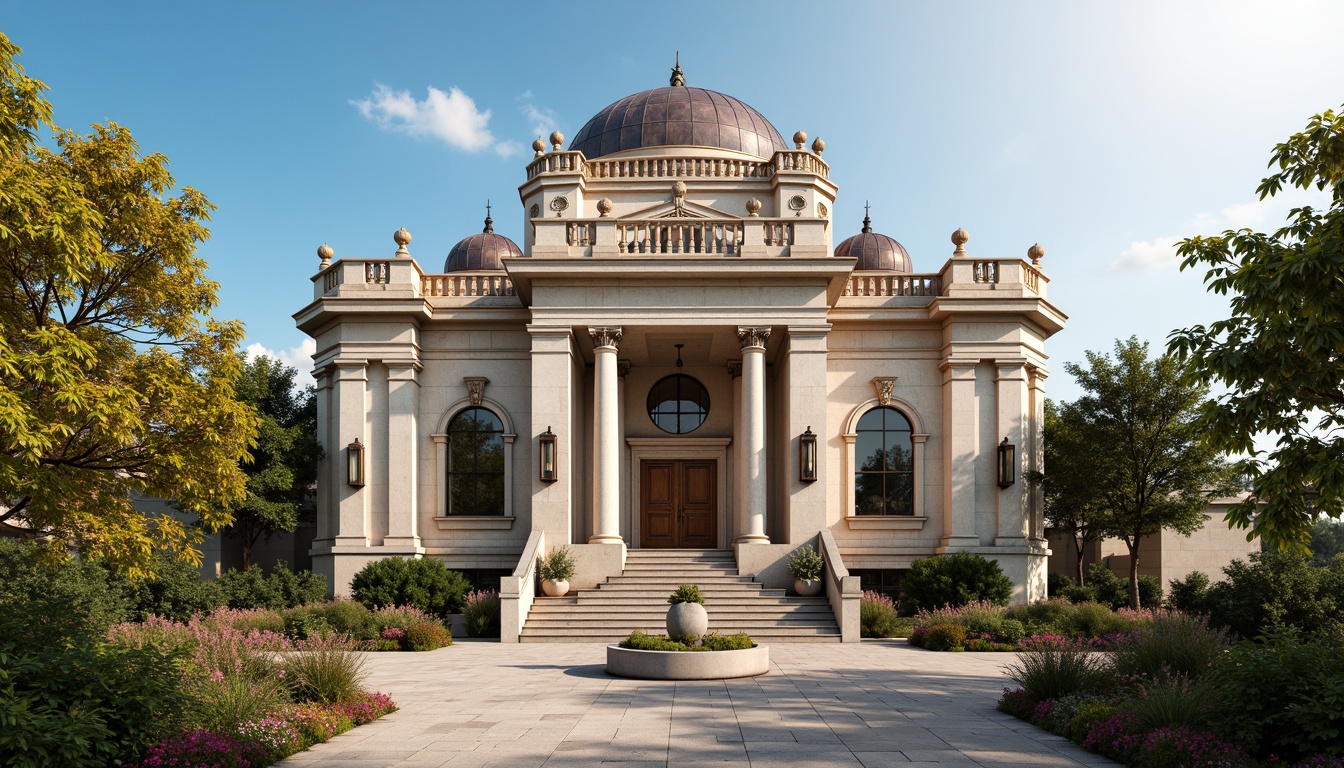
[607,643,769,680]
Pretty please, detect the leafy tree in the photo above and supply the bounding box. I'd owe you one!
[1051,337,1235,608]
[225,356,320,568]
[0,34,256,574]
[1034,399,1106,585]
[1309,516,1344,565]
[1168,104,1344,551]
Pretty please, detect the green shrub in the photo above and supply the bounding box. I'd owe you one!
[1003,638,1111,701]
[900,552,1012,614]
[618,631,753,651]
[668,584,703,605]
[996,618,1027,644]
[283,633,368,705]
[1166,571,1211,613]
[1206,627,1344,762]
[217,561,327,612]
[1060,602,1131,639]
[403,621,452,651]
[537,545,577,582]
[283,606,333,640]
[0,539,132,641]
[189,669,292,734]
[701,632,754,651]
[350,557,471,619]
[1203,550,1344,642]
[202,607,286,635]
[1068,699,1120,744]
[1006,598,1077,636]
[786,544,823,581]
[1110,613,1229,681]
[860,590,901,638]
[1081,563,1127,609]
[463,589,500,638]
[268,560,328,607]
[621,631,689,651]
[1128,674,1210,730]
[369,604,439,638]
[1061,583,1096,604]
[129,554,224,621]
[311,599,375,639]
[1047,572,1075,597]
[1137,575,1164,608]
[921,622,967,652]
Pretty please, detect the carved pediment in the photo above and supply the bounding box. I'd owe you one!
[621,199,738,220]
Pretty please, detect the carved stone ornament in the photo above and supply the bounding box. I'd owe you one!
[588,327,623,349]
[532,137,546,157]
[817,202,828,219]
[746,198,762,217]
[463,377,489,406]
[811,136,825,155]
[549,196,569,216]
[597,197,613,217]
[788,195,806,212]
[549,130,565,150]
[737,326,771,349]
[317,243,334,266]
[727,360,742,378]
[393,227,412,256]
[1028,242,1044,266]
[872,377,898,406]
[793,130,807,149]
[952,227,969,256]
[530,203,540,218]
[617,359,632,378]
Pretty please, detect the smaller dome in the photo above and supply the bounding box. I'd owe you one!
[834,209,912,272]
[445,207,521,272]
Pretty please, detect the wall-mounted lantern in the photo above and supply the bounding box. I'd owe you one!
[347,438,365,488]
[800,426,818,482]
[539,427,557,482]
[997,437,1016,489]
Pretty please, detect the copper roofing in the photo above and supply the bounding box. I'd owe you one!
[569,86,788,160]
[444,209,520,272]
[834,210,913,272]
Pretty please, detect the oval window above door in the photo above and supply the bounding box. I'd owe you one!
[646,374,710,434]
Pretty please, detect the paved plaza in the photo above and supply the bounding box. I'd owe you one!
[277,640,1118,768]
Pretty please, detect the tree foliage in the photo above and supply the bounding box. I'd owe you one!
[0,34,256,574]
[1047,337,1235,608]
[226,356,320,568]
[1035,399,1106,585]
[1168,104,1344,550]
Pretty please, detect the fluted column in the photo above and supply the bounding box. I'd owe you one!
[737,326,771,543]
[589,327,624,544]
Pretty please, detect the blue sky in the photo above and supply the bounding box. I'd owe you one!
[3,1,1340,400]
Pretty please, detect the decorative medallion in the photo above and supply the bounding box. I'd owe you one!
[817,202,828,219]
[463,377,489,407]
[529,203,540,218]
[588,327,623,349]
[737,326,771,350]
[871,377,898,406]
[788,195,806,214]
[549,196,569,216]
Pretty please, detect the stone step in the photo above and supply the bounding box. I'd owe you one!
[601,575,759,584]
[528,601,831,612]
[588,587,785,597]
[519,632,842,644]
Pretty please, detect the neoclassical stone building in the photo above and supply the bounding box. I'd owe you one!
[296,66,1066,641]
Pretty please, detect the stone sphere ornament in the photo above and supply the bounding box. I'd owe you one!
[811,136,825,155]
[793,130,807,149]
[952,227,969,255]
[1028,242,1045,266]
[549,130,565,150]
[746,198,762,217]
[317,243,334,266]
[532,137,546,156]
[667,602,709,640]
[597,197,613,217]
[394,227,412,255]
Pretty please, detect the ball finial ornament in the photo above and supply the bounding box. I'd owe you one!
[597,197,613,217]
[317,243,334,266]
[532,137,546,156]
[1028,242,1044,265]
[952,227,969,255]
[394,227,412,256]
[793,130,807,149]
[811,136,825,155]
[746,198,762,217]
[549,130,564,151]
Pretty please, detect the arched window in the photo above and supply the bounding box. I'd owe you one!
[448,407,505,516]
[854,406,914,516]
[647,374,710,435]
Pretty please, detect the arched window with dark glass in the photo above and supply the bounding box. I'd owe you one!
[854,406,914,516]
[647,374,710,435]
[448,407,505,515]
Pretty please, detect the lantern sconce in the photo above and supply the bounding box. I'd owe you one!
[800,426,818,483]
[997,437,1016,489]
[539,427,557,482]
[346,438,365,488]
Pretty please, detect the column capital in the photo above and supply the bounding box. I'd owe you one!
[737,326,771,350]
[617,360,632,378]
[588,326,623,349]
[727,360,742,378]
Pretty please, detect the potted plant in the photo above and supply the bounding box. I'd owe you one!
[787,544,824,597]
[538,545,576,597]
[666,584,708,641]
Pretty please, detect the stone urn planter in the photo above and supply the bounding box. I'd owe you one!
[537,545,576,598]
[666,601,709,638]
[793,578,823,597]
[541,578,570,597]
[607,643,769,680]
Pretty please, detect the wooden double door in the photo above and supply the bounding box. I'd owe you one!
[640,460,717,548]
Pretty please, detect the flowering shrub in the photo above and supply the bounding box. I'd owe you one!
[1138,725,1253,768]
[202,607,288,635]
[108,614,194,651]
[403,621,452,651]
[996,688,1036,720]
[921,622,966,652]
[283,632,368,704]
[235,718,301,761]
[1082,710,1146,764]
[138,729,269,768]
[283,703,352,744]
[463,589,501,638]
[337,691,398,726]
[860,590,901,637]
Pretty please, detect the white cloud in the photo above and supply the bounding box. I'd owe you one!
[521,102,559,140]
[1107,187,1330,274]
[246,338,317,389]
[353,84,505,154]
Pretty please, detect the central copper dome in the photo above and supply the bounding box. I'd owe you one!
[569,85,788,161]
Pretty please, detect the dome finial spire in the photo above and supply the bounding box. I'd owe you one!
[862,201,872,234]
[670,52,685,86]
[483,200,494,234]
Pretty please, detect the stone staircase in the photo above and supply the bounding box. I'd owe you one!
[519,549,841,643]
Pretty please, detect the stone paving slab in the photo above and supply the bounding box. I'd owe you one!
[274,640,1118,768]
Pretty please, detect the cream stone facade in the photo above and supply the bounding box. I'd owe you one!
[295,70,1066,641]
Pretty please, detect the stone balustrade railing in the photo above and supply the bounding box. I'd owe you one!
[525,149,829,182]
[421,273,515,297]
[366,261,391,284]
[616,219,745,255]
[567,222,596,246]
[844,273,940,297]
